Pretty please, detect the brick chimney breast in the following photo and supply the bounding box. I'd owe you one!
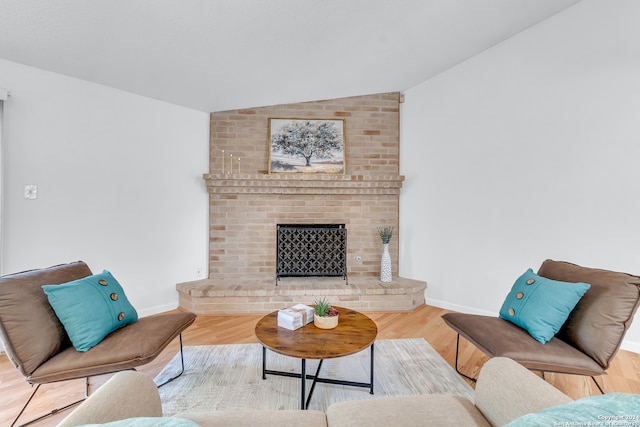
[178,92,427,314]
[207,92,403,282]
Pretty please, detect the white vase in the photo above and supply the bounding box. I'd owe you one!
[380,243,392,282]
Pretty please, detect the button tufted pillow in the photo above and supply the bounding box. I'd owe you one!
[499,269,590,344]
[42,270,138,352]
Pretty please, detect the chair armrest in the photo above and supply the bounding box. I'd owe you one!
[56,371,162,426]
[474,357,573,427]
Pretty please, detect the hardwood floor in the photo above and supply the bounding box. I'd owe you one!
[2,304,639,426]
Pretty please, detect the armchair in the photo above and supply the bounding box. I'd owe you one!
[442,259,640,392]
[0,261,197,426]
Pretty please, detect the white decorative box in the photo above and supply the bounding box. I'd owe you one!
[277,308,304,330]
[277,304,315,330]
[290,304,314,325]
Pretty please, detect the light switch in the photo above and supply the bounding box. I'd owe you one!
[24,185,37,200]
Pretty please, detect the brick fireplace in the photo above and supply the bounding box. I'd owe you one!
[177,92,426,314]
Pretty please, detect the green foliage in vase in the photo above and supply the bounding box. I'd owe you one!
[313,297,339,317]
[377,226,394,244]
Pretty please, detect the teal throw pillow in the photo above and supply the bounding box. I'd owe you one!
[499,268,590,344]
[79,417,200,427]
[505,393,640,426]
[42,270,138,352]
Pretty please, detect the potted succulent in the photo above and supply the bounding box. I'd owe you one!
[377,226,394,282]
[313,297,339,329]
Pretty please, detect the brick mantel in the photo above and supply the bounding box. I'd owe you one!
[204,174,405,195]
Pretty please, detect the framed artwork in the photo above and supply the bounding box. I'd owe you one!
[268,118,345,173]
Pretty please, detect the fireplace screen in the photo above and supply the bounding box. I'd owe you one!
[276,224,348,285]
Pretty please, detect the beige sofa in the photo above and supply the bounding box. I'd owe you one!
[57,357,574,427]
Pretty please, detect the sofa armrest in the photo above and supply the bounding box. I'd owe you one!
[474,357,573,427]
[56,371,162,427]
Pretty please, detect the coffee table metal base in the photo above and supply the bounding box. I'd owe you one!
[261,344,375,410]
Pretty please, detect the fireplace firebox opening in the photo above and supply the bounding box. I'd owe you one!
[276,224,348,285]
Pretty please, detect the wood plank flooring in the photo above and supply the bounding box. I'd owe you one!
[1,304,639,426]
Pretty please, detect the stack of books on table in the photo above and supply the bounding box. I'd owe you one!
[277,304,314,330]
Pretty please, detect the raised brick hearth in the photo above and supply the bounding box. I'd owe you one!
[177,276,426,314]
[177,92,427,314]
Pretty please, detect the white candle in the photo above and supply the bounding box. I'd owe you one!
[229,154,233,174]
[221,150,225,175]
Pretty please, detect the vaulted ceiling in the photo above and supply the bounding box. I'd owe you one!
[0,0,582,112]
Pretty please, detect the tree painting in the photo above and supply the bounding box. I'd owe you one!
[269,119,345,173]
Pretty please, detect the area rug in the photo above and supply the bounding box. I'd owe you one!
[155,338,474,415]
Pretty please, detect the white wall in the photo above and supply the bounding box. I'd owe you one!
[0,59,210,316]
[400,0,640,352]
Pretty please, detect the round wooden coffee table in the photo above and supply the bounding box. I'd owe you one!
[255,306,378,409]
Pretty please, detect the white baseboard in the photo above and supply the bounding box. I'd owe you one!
[426,298,640,355]
[426,298,496,317]
[620,340,640,354]
[137,302,180,318]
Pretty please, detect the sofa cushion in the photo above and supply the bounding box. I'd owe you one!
[56,370,163,427]
[0,261,93,376]
[505,393,640,426]
[42,270,138,352]
[475,357,573,427]
[81,417,200,427]
[538,259,640,369]
[179,410,328,427]
[499,268,590,344]
[326,395,492,427]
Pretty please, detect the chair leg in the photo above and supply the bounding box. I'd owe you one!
[156,333,186,388]
[591,376,605,394]
[537,370,604,395]
[11,378,88,427]
[453,334,477,383]
[13,334,186,424]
